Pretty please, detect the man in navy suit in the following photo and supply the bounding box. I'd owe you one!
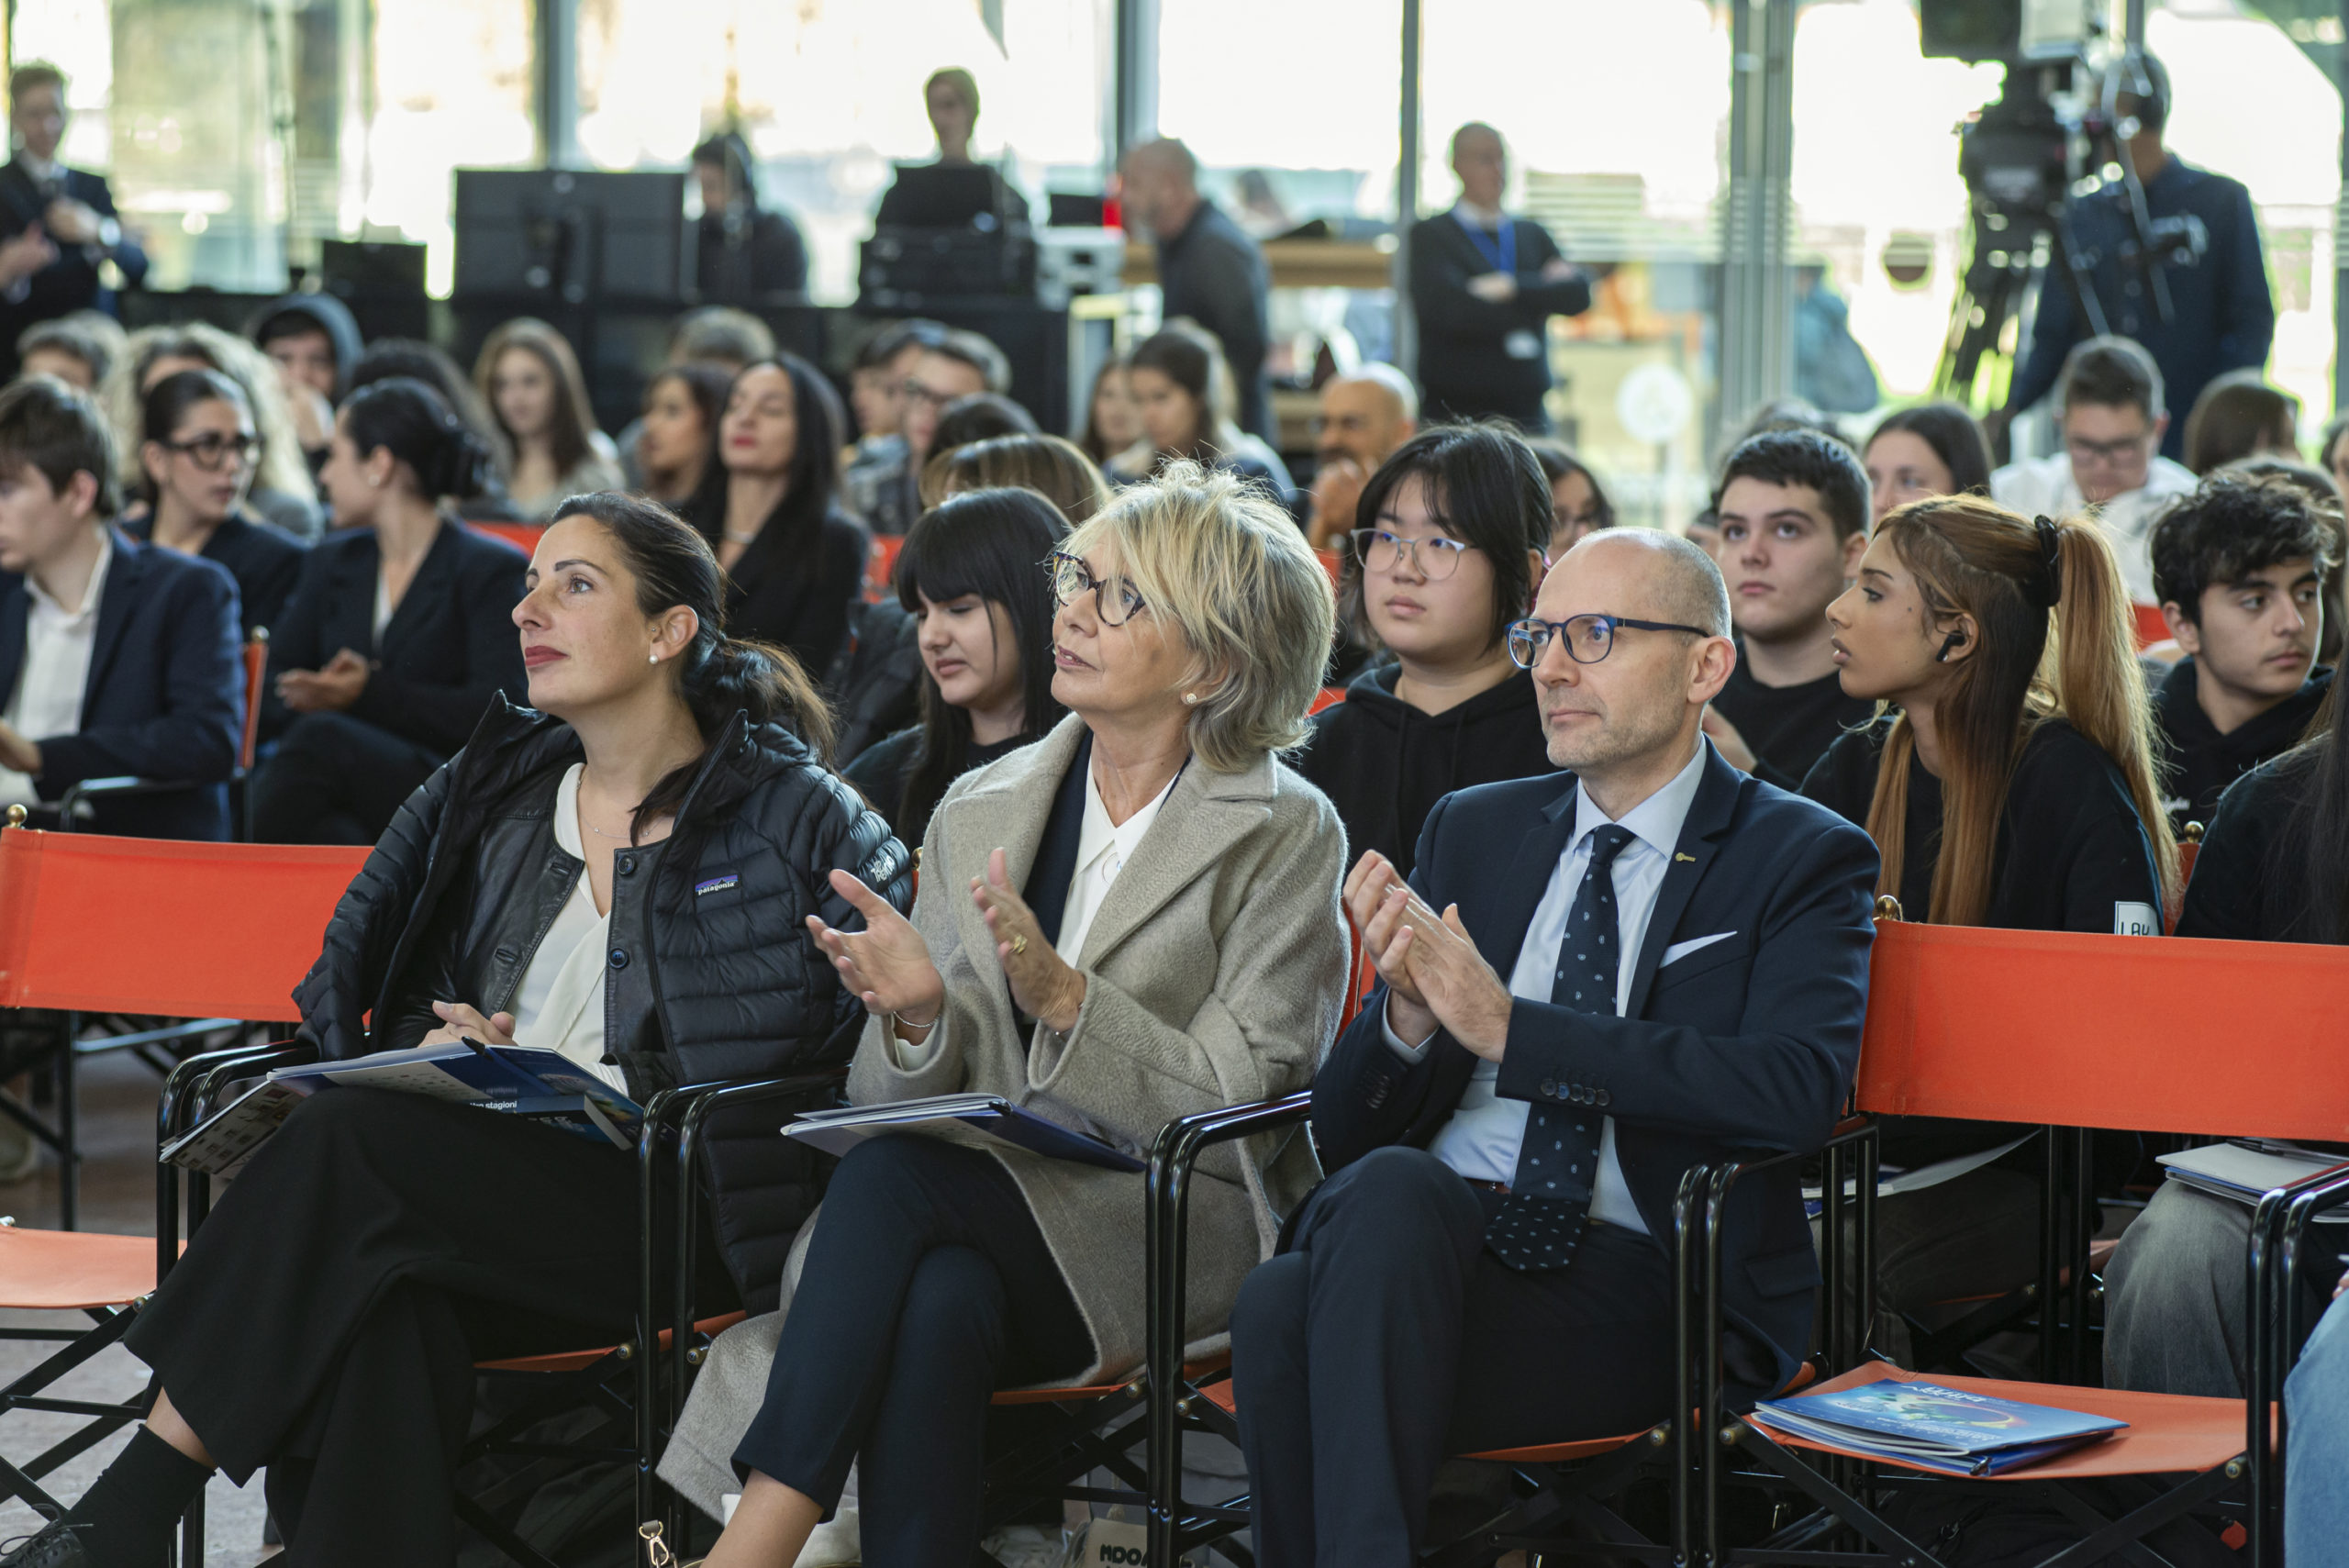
[1229,529,1879,1566]
[0,63,148,377]
[0,377,239,840]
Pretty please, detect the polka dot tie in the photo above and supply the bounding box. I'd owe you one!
[1484,824,1635,1274]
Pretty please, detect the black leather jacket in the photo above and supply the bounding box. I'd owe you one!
[292,695,913,1307]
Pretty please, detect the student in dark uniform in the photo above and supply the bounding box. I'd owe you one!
[2148,468,2333,833]
[123,369,305,637]
[1293,424,1555,877]
[1702,430,1875,791]
[1800,494,2174,1351]
[1407,123,1589,429]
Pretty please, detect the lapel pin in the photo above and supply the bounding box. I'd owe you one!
[1675,852,1697,863]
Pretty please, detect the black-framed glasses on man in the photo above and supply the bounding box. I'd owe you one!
[902,379,957,410]
[1348,528,1472,581]
[1507,613,1710,669]
[164,433,261,473]
[1045,550,1147,627]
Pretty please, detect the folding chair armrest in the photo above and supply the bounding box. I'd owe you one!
[155,1038,314,1286]
[2245,1158,2349,1545]
[57,775,202,827]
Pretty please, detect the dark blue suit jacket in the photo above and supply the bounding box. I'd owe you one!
[0,528,242,840]
[1311,742,1879,1393]
[0,161,149,372]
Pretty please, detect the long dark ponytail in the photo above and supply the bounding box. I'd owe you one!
[549,491,835,841]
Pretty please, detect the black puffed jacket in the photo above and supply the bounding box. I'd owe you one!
[291,695,913,1309]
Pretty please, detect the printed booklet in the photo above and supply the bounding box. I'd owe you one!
[161,1040,645,1177]
[1748,1377,2126,1475]
[785,1094,1144,1173]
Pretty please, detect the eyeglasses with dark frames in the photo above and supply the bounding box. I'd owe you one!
[164,432,262,473]
[1507,613,1710,668]
[1045,550,1147,627]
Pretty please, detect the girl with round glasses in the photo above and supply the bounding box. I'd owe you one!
[1293,424,1557,876]
[127,368,305,637]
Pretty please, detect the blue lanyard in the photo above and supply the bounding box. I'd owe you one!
[1453,207,1516,274]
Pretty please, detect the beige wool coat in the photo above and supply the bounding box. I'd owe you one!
[660,717,1348,1512]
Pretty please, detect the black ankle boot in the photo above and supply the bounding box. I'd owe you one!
[0,1520,92,1568]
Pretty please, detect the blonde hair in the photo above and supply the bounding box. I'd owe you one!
[104,322,317,508]
[1063,459,1333,772]
[919,432,1111,523]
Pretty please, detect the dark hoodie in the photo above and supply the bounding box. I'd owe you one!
[2154,656,2332,834]
[249,292,365,399]
[1292,662,1557,877]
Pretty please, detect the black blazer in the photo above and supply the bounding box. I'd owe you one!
[1408,210,1589,421]
[1311,743,1879,1394]
[0,161,148,371]
[694,503,868,687]
[0,528,241,840]
[122,509,306,639]
[262,519,529,756]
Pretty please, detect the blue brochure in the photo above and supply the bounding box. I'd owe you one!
[786,1094,1146,1173]
[1749,1377,2126,1475]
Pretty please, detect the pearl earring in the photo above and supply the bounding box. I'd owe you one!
[1182,692,1199,706]
[649,651,660,665]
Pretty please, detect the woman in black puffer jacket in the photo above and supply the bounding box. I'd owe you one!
[8,494,910,1568]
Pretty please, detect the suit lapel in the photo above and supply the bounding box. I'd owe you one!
[81,530,142,707]
[0,582,27,706]
[1468,779,1578,962]
[942,717,1089,961]
[378,521,454,659]
[1623,745,1744,1018]
[1074,753,1272,969]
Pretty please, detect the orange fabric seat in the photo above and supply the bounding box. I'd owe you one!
[1308,685,1344,715]
[0,1226,170,1310]
[469,520,546,558]
[866,533,906,602]
[1743,1363,2247,1481]
[476,1310,751,1374]
[993,1352,1230,1407]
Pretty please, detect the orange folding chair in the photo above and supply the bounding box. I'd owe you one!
[0,820,367,1226]
[865,532,907,603]
[1701,918,2349,1566]
[471,520,547,558]
[45,625,273,839]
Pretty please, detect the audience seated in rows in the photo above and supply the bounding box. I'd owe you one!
[2147,469,2333,832]
[666,463,1344,1562]
[1860,400,1993,528]
[1801,496,2174,1360]
[0,376,239,840]
[106,322,321,541]
[246,291,362,477]
[121,368,305,637]
[1525,435,1614,559]
[843,327,1009,538]
[634,361,732,517]
[1293,423,1554,877]
[2181,366,2299,476]
[250,378,527,845]
[1702,429,1875,792]
[842,487,1070,848]
[473,317,625,519]
[1107,319,1293,500]
[1229,529,1876,1563]
[16,310,122,393]
[1990,335,2195,606]
[1302,363,1418,551]
[6,495,906,1568]
[1074,353,1141,470]
[347,337,525,522]
[685,356,866,685]
[618,305,777,492]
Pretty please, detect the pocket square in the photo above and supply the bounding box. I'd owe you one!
[1661,931,1738,966]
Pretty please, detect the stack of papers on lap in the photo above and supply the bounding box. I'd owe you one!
[786,1094,1144,1173]
[2157,1142,2349,1219]
[1750,1378,2125,1475]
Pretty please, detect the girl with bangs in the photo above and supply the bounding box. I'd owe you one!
[1799,493,2174,1361]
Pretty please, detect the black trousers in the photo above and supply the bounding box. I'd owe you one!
[733,1137,1093,1568]
[125,1087,734,1567]
[250,712,445,845]
[1230,1146,1678,1568]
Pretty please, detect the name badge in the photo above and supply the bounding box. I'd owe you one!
[1504,329,1542,361]
[2112,901,2158,937]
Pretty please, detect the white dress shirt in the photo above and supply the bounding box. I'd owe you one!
[1054,760,1180,964]
[1988,451,2197,606]
[507,764,629,1093]
[1388,740,1713,1234]
[0,533,110,807]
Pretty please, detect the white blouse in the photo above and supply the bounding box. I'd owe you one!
[1053,761,1178,964]
[507,764,629,1092]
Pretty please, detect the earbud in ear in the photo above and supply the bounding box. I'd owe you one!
[1934,629,1967,663]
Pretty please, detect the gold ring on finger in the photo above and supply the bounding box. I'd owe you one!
[1010,933,1030,956]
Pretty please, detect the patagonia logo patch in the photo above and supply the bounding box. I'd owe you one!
[694,873,740,897]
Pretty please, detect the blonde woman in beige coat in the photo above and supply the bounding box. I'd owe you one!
[700,462,1350,1568]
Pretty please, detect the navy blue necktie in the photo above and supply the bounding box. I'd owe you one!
[1484,823,1635,1273]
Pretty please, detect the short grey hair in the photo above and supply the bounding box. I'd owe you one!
[1063,460,1335,772]
[1329,362,1419,425]
[1573,528,1731,638]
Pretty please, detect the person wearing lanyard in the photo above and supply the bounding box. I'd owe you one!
[1407,122,1591,431]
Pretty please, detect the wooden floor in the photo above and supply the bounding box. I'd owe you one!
[0,1051,273,1565]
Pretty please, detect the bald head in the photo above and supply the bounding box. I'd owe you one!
[1317,366,1419,470]
[1550,528,1731,638]
[1451,122,1507,209]
[1119,138,1201,239]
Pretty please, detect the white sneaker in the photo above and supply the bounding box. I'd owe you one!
[795,1504,862,1568]
[977,1523,1070,1568]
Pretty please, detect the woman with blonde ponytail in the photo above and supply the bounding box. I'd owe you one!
[1797,494,2172,1358]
